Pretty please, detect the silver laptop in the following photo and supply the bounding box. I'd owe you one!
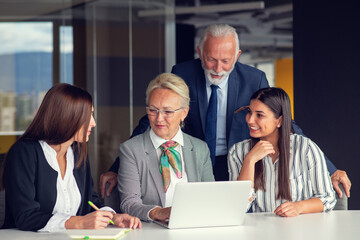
[154,180,251,229]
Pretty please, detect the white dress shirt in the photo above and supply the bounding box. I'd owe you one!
[228,134,336,212]
[205,75,229,156]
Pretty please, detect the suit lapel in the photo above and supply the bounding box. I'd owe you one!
[226,70,240,143]
[182,134,198,182]
[196,66,208,136]
[143,129,166,207]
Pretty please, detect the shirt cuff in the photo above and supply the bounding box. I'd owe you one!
[38,213,71,232]
[147,206,160,221]
[247,188,256,211]
[100,206,116,213]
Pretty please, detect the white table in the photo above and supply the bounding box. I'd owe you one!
[0,229,71,240]
[123,211,360,240]
[1,211,359,240]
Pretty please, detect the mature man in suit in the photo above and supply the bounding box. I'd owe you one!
[101,24,351,198]
[118,73,214,221]
[170,28,269,181]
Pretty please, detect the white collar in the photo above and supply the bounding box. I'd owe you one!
[149,127,184,149]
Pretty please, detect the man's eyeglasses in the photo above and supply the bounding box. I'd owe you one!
[146,107,183,118]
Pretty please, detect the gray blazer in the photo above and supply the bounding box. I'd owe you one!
[117,128,215,221]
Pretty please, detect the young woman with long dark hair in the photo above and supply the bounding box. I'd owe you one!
[2,83,141,231]
[228,87,336,216]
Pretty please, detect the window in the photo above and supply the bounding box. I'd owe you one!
[0,22,74,134]
[0,22,53,133]
[60,26,73,84]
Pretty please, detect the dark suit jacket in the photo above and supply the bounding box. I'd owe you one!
[2,139,101,231]
[172,59,269,150]
[110,59,337,174]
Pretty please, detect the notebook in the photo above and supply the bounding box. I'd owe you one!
[65,226,132,239]
[154,180,252,229]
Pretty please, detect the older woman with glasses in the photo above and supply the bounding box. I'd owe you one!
[118,73,215,222]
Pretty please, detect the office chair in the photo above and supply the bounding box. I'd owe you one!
[333,183,348,210]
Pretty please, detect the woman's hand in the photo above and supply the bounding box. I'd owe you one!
[274,201,301,217]
[274,198,323,217]
[65,210,114,229]
[149,207,171,221]
[237,140,275,184]
[245,140,275,164]
[113,213,142,229]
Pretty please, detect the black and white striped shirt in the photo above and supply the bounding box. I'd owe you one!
[228,134,336,212]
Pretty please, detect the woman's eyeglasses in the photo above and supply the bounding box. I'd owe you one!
[146,107,183,118]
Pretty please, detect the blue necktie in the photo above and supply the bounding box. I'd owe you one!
[205,85,219,166]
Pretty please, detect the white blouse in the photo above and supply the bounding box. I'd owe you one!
[38,140,81,232]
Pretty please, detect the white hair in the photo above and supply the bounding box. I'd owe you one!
[198,24,240,55]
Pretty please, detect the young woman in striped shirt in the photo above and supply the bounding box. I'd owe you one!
[228,87,336,216]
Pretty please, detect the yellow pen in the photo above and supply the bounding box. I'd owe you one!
[88,201,114,225]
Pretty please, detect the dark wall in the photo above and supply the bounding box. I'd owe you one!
[294,1,360,209]
[176,23,195,64]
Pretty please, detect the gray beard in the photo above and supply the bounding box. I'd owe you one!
[205,69,227,85]
[200,59,235,86]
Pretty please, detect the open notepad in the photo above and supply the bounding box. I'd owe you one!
[65,226,132,240]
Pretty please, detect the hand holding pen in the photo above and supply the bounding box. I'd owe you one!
[88,201,142,229]
[64,204,115,229]
[88,201,114,225]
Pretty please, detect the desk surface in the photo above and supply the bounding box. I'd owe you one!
[1,211,359,240]
[124,210,360,240]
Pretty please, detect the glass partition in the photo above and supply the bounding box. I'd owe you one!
[0,0,292,187]
[0,0,173,186]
